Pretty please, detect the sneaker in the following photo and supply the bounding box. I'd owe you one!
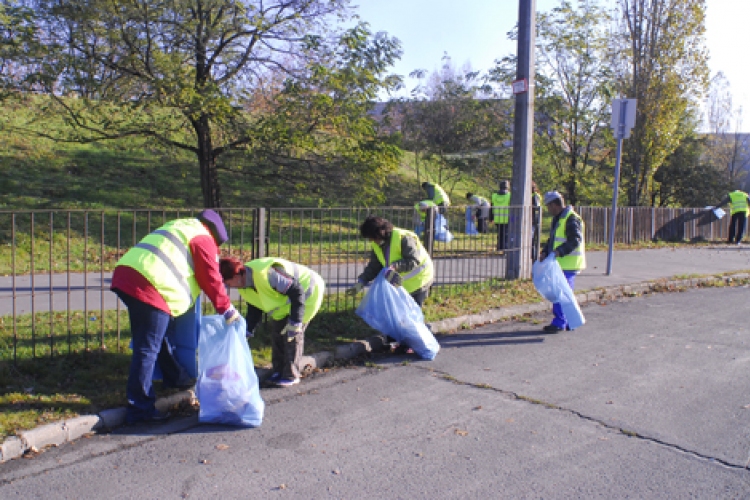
[275,377,300,387]
[267,372,282,383]
[543,324,564,333]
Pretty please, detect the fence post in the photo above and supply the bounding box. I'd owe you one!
[423,206,435,257]
[254,208,267,259]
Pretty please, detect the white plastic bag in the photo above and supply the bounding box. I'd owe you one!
[532,256,585,330]
[197,315,265,427]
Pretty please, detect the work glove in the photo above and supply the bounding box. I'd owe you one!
[281,322,304,342]
[223,306,241,325]
[384,268,403,287]
[346,282,365,296]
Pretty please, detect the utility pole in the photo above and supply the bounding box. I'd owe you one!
[506,0,536,280]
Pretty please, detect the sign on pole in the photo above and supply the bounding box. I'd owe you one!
[606,98,637,276]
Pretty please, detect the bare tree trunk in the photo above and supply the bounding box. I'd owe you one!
[193,115,222,209]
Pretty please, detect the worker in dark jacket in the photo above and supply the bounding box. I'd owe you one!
[421,182,450,214]
[712,190,750,244]
[539,191,586,333]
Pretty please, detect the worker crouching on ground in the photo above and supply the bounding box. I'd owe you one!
[348,216,434,349]
[539,191,586,333]
[111,209,240,424]
[220,257,324,387]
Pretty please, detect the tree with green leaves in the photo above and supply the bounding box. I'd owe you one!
[614,0,710,206]
[4,0,402,208]
[492,0,614,206]
[396,57,511,195]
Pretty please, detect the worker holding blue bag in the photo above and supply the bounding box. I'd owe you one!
[539,191,586,333]
[347,216,434,308]
[220,257,324,387]
[348,216,439,358]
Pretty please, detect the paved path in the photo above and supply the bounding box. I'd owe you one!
[2,286,749,496]
[2,246,750,316]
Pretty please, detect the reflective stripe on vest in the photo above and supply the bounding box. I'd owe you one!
[116,219,207,316]
[553,209,586,271]
[238,258,324,323]
[491,193,511,223]
[729,191,749,215]
[371,227,434,294]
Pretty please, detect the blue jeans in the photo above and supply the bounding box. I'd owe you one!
[115,291,189,422]
[551,271,577,329]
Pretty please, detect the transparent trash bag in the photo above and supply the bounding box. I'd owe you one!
[434,214,454,243]
[356,270,440,360]
[196,315,265,427]
[532,256,585,330]
[465,207,478,235]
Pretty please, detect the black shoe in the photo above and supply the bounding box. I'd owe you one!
[543,324,564,333]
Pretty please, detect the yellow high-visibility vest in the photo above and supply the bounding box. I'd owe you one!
[371,228,433,293]
[553,209,586,271]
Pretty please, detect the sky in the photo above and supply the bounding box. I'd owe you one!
[353,0,750,132]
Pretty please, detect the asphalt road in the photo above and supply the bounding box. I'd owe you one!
[2,286,749,497]
[3,246,750,317]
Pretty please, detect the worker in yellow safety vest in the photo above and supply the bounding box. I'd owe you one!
[466,193,491,234]
[712,190,750,244]
[491,180,511,250]
[111,209,240,424]
[421,182,451,215]
[539,191,586,333]
[220,257,324,387]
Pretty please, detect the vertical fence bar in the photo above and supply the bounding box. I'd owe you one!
[84,211,89,352]
[100,211,105,350]
[67,212,71,354]
[11,213,17,363]
[49,212,54,356]
[117,211,121,351]
[30,212,35,358]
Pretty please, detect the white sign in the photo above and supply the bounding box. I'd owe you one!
[610,99,637,139]
[511,78,528,95]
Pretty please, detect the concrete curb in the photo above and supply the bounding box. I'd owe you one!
[3,271,747,463]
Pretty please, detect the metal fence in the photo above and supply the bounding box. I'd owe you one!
[0,204,727,361]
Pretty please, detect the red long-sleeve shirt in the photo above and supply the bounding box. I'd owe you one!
[111,231,232,315]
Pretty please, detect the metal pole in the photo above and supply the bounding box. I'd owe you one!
[606,100,627,275]
[507,0,536,280]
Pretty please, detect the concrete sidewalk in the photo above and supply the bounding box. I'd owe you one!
[3,245,750,463]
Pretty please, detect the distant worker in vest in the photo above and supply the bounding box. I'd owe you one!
[111,210,240,424]
[219,257,325,387]
[422,181,451,215]
[414,199,437,237]
[491,180,511,250]
[466,192,491,234]
[712,189,750,244]
[348,216,434,308]
[539,191,586,333]
[531,181,542,261]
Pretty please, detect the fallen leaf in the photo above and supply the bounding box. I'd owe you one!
[455,429,468,436]
[472,406,483,411]
[215,444,229,450]
[278,484,287,490]
[332,469,341,475]
[199,459,209,464]
[606,401,613,405]
[380,397,390,402]
[742,404,750,409]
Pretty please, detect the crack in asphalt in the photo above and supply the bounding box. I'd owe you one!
[414,364,750,472]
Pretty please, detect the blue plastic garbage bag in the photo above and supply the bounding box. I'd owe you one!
[197,315,265,427]
[434,214,454,243]
[465,207,478,235]
[355,270,440,360]
[532,256,585,330]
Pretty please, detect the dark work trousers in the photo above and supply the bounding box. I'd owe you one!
[728,212,747,243]
[411,288,429,308]
[496,223,508,250]
[475,209,489,234]
[531,223,540,261]
[115,290,191,423]
[551,271,577,329]
[269,318,306,380]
